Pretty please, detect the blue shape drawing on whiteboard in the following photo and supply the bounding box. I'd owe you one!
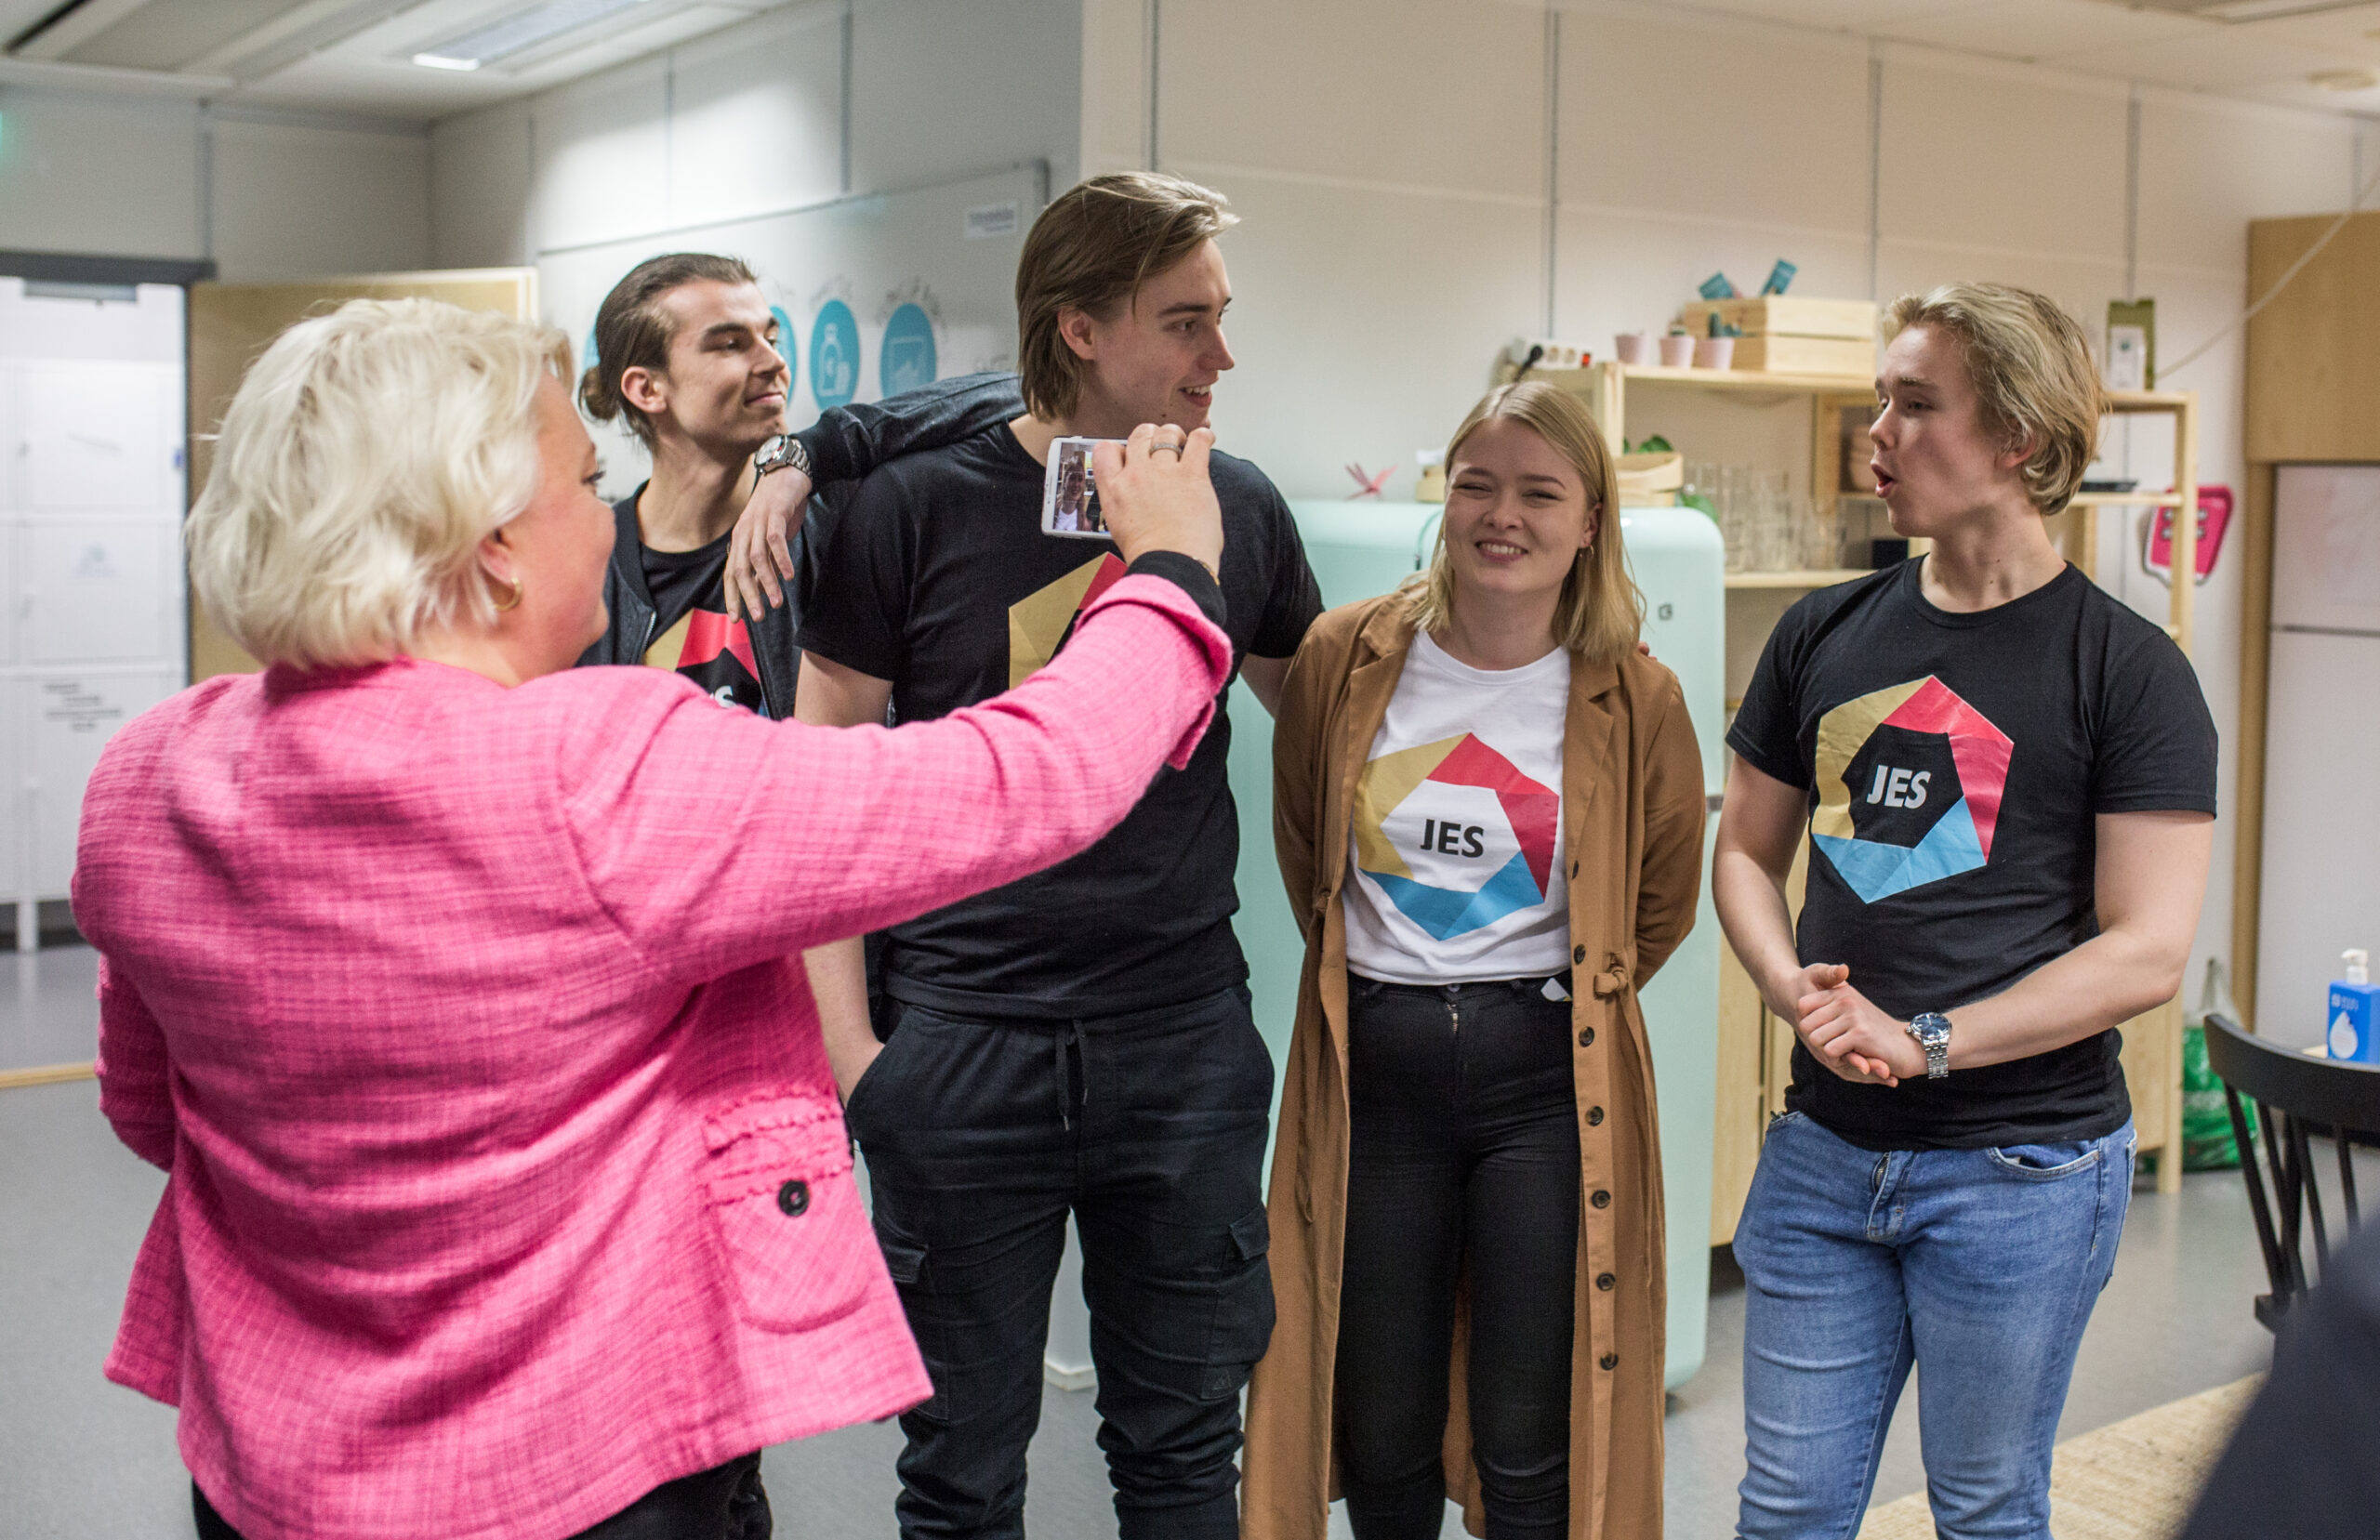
[811,299,859,408]
[769,305,796,377]
[881,302,937,396]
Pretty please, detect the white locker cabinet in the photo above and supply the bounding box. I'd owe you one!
[20,520,178,665]
[1,680,21,904]
[29,671,179,896]
[3,283,188,949]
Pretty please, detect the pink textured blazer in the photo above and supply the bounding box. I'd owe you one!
[73,573,1232,1540]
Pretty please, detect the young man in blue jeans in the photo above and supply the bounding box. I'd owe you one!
[1713,283,2217,1540]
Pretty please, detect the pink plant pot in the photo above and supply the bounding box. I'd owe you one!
[1615,332,1651,364]
[1694,336,1737,369]
[1658,334,1697,368]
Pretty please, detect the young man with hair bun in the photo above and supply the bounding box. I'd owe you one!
[575,251,1014,712]
[1715,283,2218,1540]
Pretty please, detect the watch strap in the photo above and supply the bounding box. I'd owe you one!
[755,433,812,479]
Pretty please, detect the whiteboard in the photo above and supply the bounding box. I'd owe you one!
[539,161,1046,498]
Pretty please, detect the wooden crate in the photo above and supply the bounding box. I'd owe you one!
[1677,296,1879,340]
[1727,335,1876,378]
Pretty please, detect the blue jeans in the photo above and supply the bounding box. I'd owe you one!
[1733,1112,2135,1540]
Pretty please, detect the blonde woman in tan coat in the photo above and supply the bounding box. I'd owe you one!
[1242,381,1705,1540]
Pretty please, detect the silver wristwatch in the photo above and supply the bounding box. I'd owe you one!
[1907,1012,1952,1079]
[755,433,812,480]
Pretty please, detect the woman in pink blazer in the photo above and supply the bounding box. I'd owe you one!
[72,298,1233,1540]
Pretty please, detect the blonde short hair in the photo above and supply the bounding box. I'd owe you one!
[1015,173,1237,421]
[1884,283,2103,516]
[1406,381,1644,665]
[187,298,573,670]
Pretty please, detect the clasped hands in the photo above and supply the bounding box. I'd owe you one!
[1782,963,1926,1087]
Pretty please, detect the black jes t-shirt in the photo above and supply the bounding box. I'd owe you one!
[1726,560,2216,1150]
[640,531,766,714]
[798,424,1322,1016]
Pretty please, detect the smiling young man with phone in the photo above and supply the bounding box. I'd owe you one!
[780,174,1321,1540]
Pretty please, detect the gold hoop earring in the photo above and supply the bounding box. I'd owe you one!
[491,574,522,612]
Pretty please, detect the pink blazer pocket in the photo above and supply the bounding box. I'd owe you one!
[701,1093,877,1334]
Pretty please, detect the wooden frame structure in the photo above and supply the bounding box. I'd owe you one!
[2233,211,2380,1031]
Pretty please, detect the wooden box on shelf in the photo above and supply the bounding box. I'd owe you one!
[1726,335,1875,377]
[1677,296,1879,341]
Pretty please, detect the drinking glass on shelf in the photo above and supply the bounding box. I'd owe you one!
[1717,464,1752,573]
[1752,471,1793,572]
[1800,497,1842,573]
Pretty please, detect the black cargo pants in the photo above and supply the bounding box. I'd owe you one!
[842,984,1276,1540]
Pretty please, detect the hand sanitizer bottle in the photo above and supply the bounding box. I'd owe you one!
[2328,949,2378,1063]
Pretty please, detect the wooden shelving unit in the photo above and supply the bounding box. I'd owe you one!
[1524,359,2203,1229]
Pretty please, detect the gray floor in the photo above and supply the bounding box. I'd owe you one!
[0,945,2329,1538]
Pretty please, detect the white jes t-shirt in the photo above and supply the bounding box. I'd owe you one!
[1342,631,1571,985]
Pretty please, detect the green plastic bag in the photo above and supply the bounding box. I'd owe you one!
[2181,959,2255,1172]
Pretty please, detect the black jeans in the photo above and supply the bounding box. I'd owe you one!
[193,1452,769,1539]
[1336,976,1581,1540]
[842,984,1276,1540]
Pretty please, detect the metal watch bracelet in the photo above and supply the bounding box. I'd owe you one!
[755,433,811,480]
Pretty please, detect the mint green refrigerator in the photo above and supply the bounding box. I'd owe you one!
[1226,501,1725,1390]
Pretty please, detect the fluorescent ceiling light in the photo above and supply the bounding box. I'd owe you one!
[408,0,651,72]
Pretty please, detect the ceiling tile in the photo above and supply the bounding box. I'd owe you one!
[69,0,312,71]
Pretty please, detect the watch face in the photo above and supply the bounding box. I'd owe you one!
[1911,1013,1951,1045]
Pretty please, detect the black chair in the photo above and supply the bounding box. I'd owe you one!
[2202,1012,2380,1330]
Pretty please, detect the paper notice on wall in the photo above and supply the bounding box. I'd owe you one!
[965,201,1021,240]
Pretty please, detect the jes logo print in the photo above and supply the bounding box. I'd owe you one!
[1810,676,2013,903]
[1353,733,1559,941]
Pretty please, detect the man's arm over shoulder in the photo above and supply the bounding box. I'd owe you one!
[794,371,1023,485]
[729,373,1020,619]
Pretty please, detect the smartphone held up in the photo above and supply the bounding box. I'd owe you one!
[1042,436,1119,539]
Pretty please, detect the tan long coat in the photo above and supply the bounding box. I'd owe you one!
[1241,596,1707,1540]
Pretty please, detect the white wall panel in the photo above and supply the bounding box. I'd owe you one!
[1197,172,1541,501]
[0,91,202,258]
[1162,0,1544,200]
[1872,242,2123,330]
[2138,94,2357,275]
[431,103,536,269]
[1556,208,1871,363]
[848,0,1078,195]
[209,119,431,281]
[668,6,846,228]
[532,57,673,252]
[1879,59,2127,263]
[1559,11,1870,236]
